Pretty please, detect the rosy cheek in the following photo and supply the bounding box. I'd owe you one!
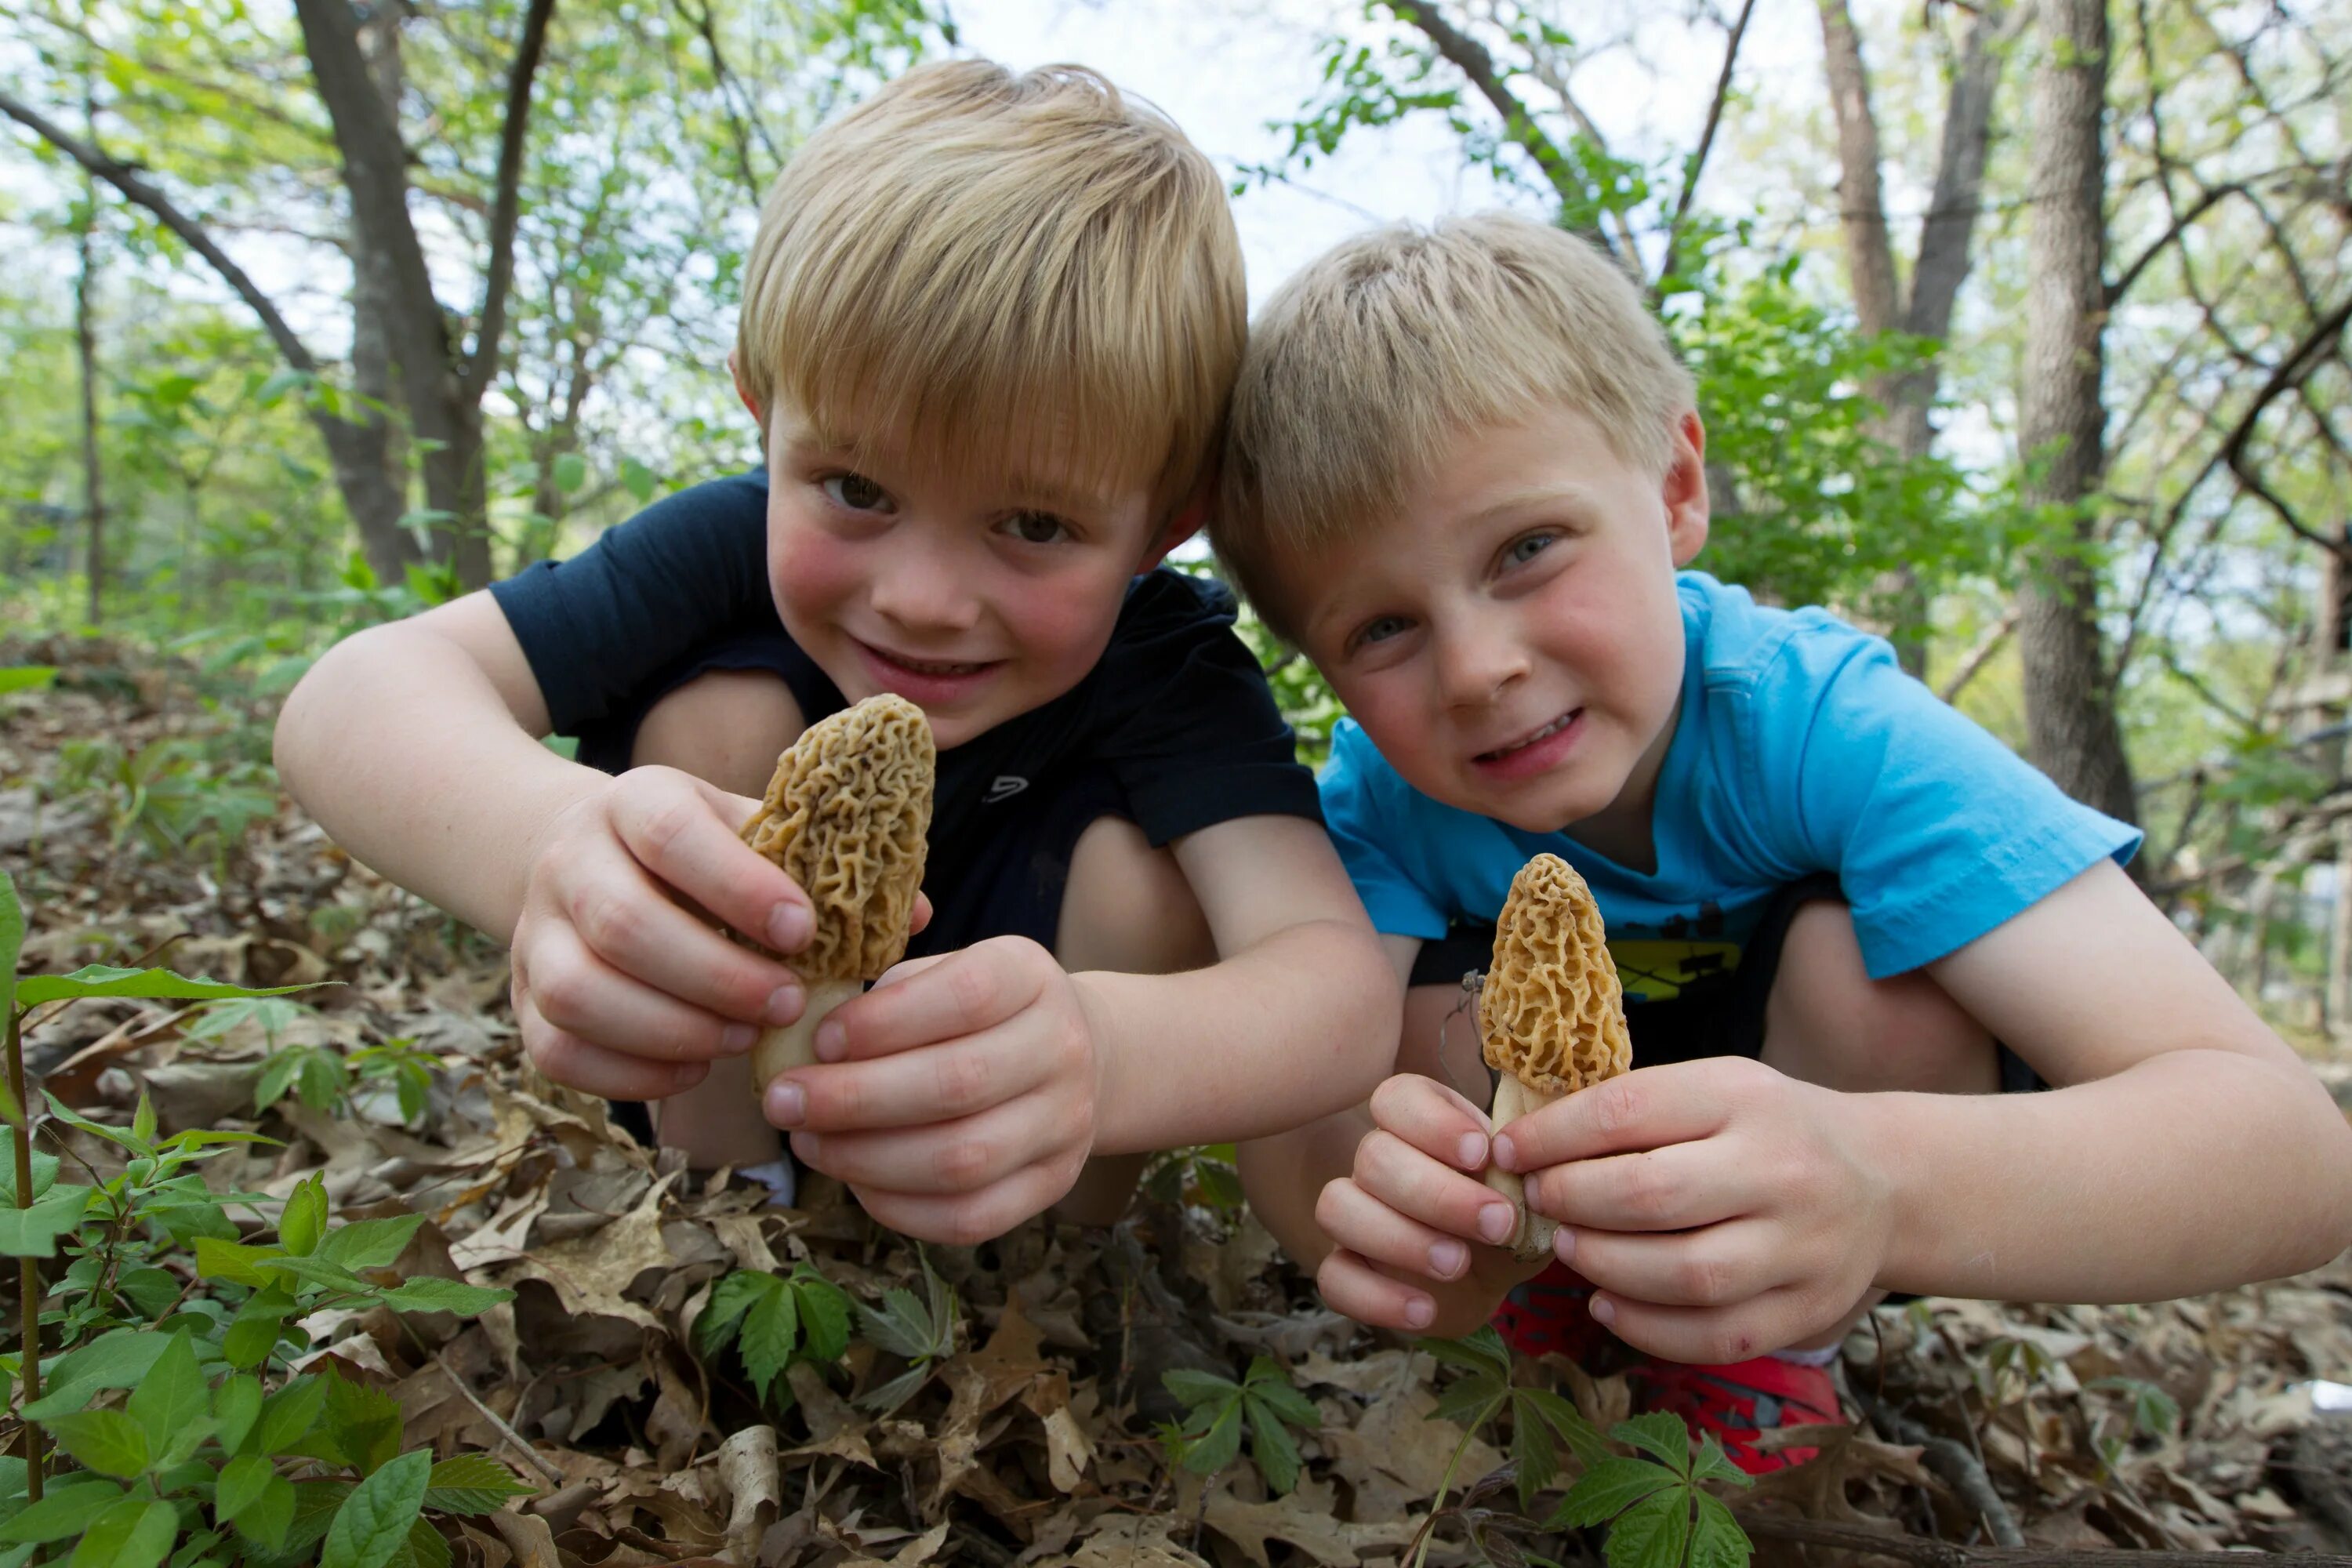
[999,569,1118,669]
[767,524,860,625]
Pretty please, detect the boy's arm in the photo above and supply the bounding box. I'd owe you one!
[1876,858,2352,1299]
[1498,861,2352,1361]
[1082,812,1402,1149]
[274,594,815,1099]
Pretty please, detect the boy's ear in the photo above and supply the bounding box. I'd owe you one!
[1141,471,1215,571]
[1664,410,1711,567]
[727,350,763,425]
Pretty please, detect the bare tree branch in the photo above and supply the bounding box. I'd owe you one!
[1384,1,1623,266]
[0,91,320,375]
[1939,606,2021,702]
[466,0,559,394]
[2109,180,2249,305]
[1658,0,1757,287]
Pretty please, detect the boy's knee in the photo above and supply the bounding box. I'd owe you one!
[1764,900,1997,1094]
[1057,816,1215,976]
[629,670,804,797]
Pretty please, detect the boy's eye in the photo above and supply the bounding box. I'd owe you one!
[823,474,887,510]
[1504,532,1557,567]
[1000,511,1073,545]
[1353,614,1412,650]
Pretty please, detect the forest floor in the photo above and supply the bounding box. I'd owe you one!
[5,637,2352,1568]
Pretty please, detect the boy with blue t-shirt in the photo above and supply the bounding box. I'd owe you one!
[1212,211,2352,1470]
[276,61,1398,1245]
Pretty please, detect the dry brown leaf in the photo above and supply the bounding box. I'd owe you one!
[1204,1475,1421,1567]
[717,1425,781,1563]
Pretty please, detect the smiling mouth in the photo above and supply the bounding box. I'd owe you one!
[1477,710,1579,762]
[860,641,998,678]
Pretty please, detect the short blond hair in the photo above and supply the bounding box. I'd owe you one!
[1214,212,1694,637]
[737,60,1244,521]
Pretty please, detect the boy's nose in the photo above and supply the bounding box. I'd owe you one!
[1436,619,1529,710]
[869,554,983,634]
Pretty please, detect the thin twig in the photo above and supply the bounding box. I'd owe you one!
[434,1346,567,1486]
[6,1010,41,1507]
[1733,1513,2352,1568]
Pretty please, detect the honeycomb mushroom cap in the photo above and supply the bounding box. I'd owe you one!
[1479,853,1632,1097]
[740,694,935,982]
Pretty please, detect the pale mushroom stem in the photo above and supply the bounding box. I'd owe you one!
[751,978,866,1087]
[1483,1074,1563,1263]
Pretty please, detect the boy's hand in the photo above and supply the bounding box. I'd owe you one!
[1315,1076,1548,1334]
[510,766,821,1102]
[1497,1057,1893,1363]
[768,935,1103,1244]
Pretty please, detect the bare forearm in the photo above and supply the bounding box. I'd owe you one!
[1077,919,1398,1152]
[274,624,599,940]
[1867,1048,2352,1301]
[1238,1112,1366,1271]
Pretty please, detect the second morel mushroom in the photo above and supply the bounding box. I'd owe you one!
[739,694,935,1086]
[1479,852,1633,1261]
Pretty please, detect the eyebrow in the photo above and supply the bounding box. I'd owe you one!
[1462,484,1605,531]
[999,472,1120,518]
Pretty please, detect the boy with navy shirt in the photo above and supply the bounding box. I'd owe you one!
[278,61,1397,1243]
[1214,212,2352,1469]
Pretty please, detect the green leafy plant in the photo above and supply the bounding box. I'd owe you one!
[0,867,535,1567]
[1138,1142,1245,1216]
[851,1251,958,1413]
[1159,1356,1323,1495]
[695,1263,855,1409]
[1406,1327,1755,1568]
[1545,1411,1754,1568]
[53,735,278,867]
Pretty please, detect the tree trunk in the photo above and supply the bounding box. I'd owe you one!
[1816,0,1899,343]
[292,0,552,592]
[2015,0,2140,833]
[1817,0,2011,676]
[74,170,105,627]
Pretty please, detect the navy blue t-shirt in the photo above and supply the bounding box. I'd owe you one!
[488,469,1321,948]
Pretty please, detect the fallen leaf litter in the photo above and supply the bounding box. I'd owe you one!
[5,637,2351,1566]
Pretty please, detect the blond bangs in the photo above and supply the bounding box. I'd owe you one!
[1216,212,1693,639]
[738,61,1243,517]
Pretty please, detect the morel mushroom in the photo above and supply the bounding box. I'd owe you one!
[1479,852,1632,1261]
[739,694,935,1086]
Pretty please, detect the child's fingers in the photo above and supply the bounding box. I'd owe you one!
[1558,1218,1781,1309]
[1527,1140,1750,1234]
[1315,1176,1479,1282]
[1369,1073,1496,1169]
[514,980,710,1100]
[1583,1285,1824,1369]
[609,771,815,954]
[910,891,934,936]
[1350,1129,1520,1248]
[788,1090,1060,1194]
[823,936,1050,1060]
[1494,1059,1743,1172]
[1316,1247,1440,1333]
[522,924,761,1064]
[771,1026,1054,1134]
[559,855,805,1026]
[846,1163,1080,1248]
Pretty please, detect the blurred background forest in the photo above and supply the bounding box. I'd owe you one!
[2,0,2349,1040]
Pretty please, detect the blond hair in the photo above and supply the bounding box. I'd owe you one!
[1214,212,1694,637]
[736,60,1244,521]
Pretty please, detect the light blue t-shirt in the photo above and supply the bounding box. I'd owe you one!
[1321,572,2140,993]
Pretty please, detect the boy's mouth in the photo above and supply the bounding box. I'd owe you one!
[852,637,1004,698]
[1477,709,1581,764]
